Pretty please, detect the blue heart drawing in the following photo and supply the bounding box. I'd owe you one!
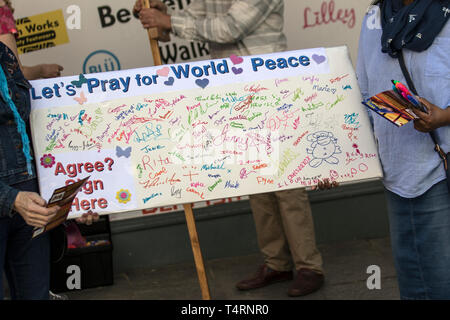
[232,67,243,75]
[116,146,132,158]
[312,54,326,64]
[164,77,174,86]
[195,78,209,89]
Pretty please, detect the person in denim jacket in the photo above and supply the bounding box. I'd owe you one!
[0,1,99,300]
[0,0,62,299]
[0,41,60,300]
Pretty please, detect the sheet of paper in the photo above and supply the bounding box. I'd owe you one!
[363,89,418,127]
[32,176,89,238]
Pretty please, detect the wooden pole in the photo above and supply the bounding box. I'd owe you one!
[183,204,211,300]
[142,0,211,300]
[143,0,162,66]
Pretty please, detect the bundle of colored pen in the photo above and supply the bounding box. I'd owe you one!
[391,80,428,113]
[362,80,426,127]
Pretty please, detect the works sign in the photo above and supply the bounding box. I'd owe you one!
[16,9,69,54]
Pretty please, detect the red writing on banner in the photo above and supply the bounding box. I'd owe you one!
[71,197,108,211]
[66,178,104,195]
[54,158,115,178]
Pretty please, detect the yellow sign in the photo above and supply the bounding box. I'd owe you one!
[16,9,69,54]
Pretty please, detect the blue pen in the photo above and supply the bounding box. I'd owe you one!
[406,94,419,106]
[406,94,428,113]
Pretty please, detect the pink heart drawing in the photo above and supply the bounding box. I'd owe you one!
[157,67,170,77]
[232,67,243,75]
[230,54,243,65]
[312,54,326,64]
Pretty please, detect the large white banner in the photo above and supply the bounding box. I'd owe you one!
[15,0,373,220]
[30,47,382,218]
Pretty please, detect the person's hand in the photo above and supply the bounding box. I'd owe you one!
[311,178,339,191]
[133,0,144,15]
[75,210,99,226]
[149,0,168,13]
[139,8,172,31]
[14,191,60,228]
[157,29,171,42]
[133,0,167,15]
[134,0,171,41]
[412,97,450,133]
[39,64,64,78]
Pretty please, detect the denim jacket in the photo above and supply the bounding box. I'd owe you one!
[0,41,35,218]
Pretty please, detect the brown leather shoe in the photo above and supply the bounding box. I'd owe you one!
[236,264,293,290]
[288,269,324,297]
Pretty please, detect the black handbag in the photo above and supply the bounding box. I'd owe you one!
[398,51,450,193]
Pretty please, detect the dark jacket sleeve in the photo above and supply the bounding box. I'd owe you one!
[0,180,19,218]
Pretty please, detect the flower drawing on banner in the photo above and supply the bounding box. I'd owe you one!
[116,189,131,204]
[40,154,56,168]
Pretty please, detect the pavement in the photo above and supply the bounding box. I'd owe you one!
[65,237,400,300]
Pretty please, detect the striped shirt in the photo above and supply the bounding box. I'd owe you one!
[170,0,287,59]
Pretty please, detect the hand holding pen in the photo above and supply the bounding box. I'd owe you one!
[391,80,450,132]
[391,80,428,114]
[411,97,450,133]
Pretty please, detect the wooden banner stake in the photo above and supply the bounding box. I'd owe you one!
[143,0,211,300]
[143,0,162,66]
[183,203,211,300]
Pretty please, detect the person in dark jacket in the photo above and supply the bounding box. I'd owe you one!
[0,41,59,300]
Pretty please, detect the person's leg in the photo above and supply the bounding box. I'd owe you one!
[275,188,324,296]
[276,188,323,274]
[0,217,11,300]
[249,192,293,271]
[4,213,50,300]
[2,273,9,300]
[235,193,293,290]
[386,180,450,300]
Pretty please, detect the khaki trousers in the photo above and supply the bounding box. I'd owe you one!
[249,188,323,273]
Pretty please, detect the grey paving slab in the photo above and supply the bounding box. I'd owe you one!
[318,239,394,286]
[321,278,400,300]
[205,254,326,300]
[367,237,398,278]
[125,263,199,290]
[65,273,134,300]
[65,237,399,300]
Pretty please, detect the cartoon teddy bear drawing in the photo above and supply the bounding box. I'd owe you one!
[306,131,342,168]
